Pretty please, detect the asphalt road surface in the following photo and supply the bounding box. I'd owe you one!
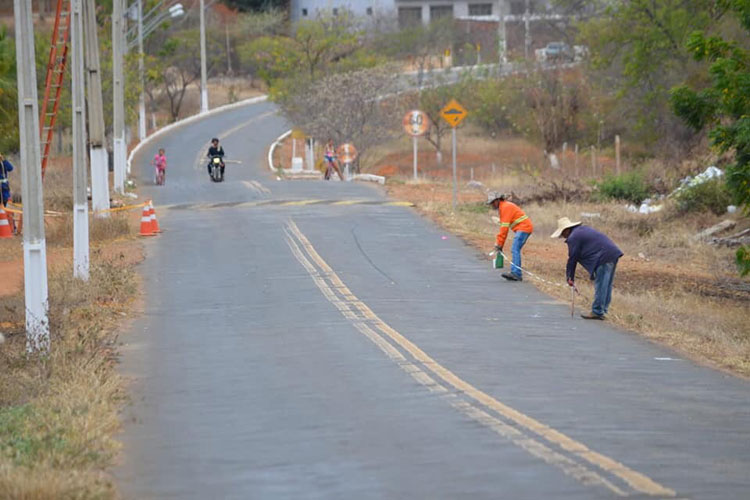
[117,100,750,499]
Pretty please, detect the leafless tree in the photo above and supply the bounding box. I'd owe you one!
[280,65,401,164]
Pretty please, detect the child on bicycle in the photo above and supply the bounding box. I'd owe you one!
[152,148,167,185]
[323,139,343,181]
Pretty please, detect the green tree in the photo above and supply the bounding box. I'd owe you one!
[239,12,372,98]
[0,26,18,154]
[578,0,725,149]
[671,0,750,275]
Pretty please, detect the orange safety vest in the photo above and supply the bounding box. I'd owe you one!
[496,200,533,247]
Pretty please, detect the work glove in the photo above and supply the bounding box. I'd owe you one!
[567,278,575,287]
[494,245,503,253]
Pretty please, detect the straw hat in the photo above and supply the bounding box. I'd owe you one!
[550,217,582,238]
[486,191,506,205]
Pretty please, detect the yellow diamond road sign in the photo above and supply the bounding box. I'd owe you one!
[440,99,468,128]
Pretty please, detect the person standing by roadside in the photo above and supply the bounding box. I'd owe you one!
[0,153,16,233]
[551,217,624,320]
[488,192,533,282]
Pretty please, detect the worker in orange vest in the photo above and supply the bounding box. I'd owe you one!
[487,192,533,281]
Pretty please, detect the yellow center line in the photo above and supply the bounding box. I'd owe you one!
[280,200,324,206]
[332,199,366,205]
[284,219,676,498]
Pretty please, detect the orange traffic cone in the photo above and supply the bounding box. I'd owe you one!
[148,201,161,233]
[139,205,154,236]
[0,207,12,238]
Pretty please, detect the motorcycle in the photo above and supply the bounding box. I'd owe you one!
[208,155,224,182]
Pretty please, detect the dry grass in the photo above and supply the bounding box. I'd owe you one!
[379,140,750,378]
[0,255,139,499]
[1,173,142,500]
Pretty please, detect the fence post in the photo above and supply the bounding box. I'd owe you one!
[574,144,579,177]
[615,135,621,175]
[561,142,567,171]
[591,145,596,177]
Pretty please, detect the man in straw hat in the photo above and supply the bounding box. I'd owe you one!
[552,217,623,320]
[487,192,533,281]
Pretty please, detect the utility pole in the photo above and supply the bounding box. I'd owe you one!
[83,0,111,216]
[496,0,507,66]
[72,0,89,280]
[524,0,531,60]
[14,0,50,353]
[112,0,126,193]
[199,0,209,113]
[137,0,147,139]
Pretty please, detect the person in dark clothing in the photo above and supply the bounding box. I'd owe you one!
[552,217,623,320]
[207,138,225,177]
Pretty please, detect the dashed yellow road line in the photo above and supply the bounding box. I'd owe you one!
[284,219,676,498]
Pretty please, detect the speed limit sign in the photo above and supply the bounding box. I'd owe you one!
[403,110,430,137]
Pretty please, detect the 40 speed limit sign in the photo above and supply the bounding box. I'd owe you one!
[402,110,430,137]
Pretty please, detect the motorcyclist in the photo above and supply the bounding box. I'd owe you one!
[207,138,225,178]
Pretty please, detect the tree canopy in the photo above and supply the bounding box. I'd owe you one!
[670,0,750,275]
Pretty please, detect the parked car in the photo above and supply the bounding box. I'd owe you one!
[544,42,574,62]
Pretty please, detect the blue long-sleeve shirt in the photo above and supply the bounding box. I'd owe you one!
[0,159,13,201]
[565,225,623,281]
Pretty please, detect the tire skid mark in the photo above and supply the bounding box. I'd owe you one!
[283,219,677,499]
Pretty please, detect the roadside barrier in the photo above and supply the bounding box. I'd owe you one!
[0,207,12,238]
[148,201,161,233]
[139,205,156,236]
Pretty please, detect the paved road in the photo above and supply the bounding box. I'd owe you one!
[117,101,750,499]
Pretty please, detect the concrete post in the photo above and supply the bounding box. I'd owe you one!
[84,0,110,216]
[496,0,507,65]
[524,0,531,60]
[137,0,146,139]
[200,0,209,113]
[112,0,126,193]
[72,0,89,281]
[14,0,50,352]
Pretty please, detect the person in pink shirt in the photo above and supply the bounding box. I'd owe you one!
[152,148,167,185]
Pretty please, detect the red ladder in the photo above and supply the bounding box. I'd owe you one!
[39,0,72,178]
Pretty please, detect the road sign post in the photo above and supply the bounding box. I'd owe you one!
[403,110,430,181]
[439,99,468,212]
[413,137,418,180]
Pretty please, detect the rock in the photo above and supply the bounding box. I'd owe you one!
[693,219,737,241]
[353,174,385,185]
[466,180,485,190]
[727,205,737,214]
[580,212,601,218]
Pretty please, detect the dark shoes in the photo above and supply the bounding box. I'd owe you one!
[501,273,522,282]
[581,312,605,320]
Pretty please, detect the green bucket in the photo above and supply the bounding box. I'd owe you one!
[493,252,504,269]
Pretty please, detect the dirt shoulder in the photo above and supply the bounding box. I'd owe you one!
[372,136,750,378]
[0,159,147,498]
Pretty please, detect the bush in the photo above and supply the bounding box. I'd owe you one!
[674,178,732,215]
[595,171,652,204]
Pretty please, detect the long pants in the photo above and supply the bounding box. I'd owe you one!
[592,260,618,316]
[510,231,531,279]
